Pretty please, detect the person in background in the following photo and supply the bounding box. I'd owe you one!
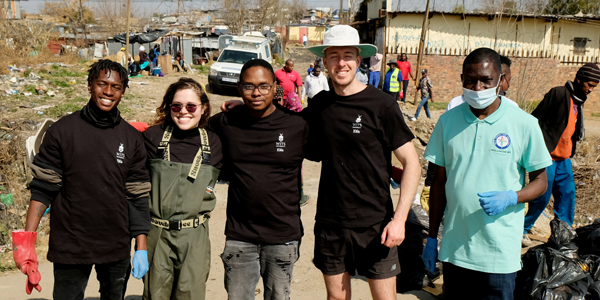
[303,66,329,104]
[303,34,308,48]
[139,45,153,71]
[307,63,314,75]
[522,63,600,246]
[446,55,518,111]
[13,59,150,299]
[396,53,415,102]
[410,69,433,121]
[356,63,369,85]
[423,48,551,299]
[382,59,402,100]
[142,78,221,300]
[275,59,303,101]
[151,44,160,67]
[117,47,132,70]
[369,52,383,88]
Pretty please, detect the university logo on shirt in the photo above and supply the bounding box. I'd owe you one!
[353,115,362,133]
[276,133,286,152]
[116,143,125,163]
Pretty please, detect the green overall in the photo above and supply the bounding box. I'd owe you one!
[143,126,220,300]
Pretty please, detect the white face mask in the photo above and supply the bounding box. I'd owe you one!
[462,76,502,109]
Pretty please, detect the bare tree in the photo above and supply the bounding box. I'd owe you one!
[92,0,149,36]
[222,0,248,34]
[42,0,95,46]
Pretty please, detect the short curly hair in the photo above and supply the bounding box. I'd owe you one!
[153,78,211,128]
[88,59,129,89]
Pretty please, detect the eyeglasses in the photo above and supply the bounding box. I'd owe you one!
[171,103,198,113]
[241,84,273,95]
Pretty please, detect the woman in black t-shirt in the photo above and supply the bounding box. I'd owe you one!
[142,78,222,300]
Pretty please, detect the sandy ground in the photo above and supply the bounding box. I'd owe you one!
[0,72,440,300]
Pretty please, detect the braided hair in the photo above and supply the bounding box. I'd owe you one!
[88,59,129,89]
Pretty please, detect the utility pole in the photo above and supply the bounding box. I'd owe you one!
[125,0,131,60]
[339,0,343,24]
[79,0,86,46]
[413,0,431,104]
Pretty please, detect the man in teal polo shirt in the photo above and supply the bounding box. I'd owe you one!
[422,48,551,300]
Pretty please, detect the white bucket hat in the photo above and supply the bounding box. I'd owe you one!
[308,25,377,58]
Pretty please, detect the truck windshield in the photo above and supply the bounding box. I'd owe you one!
[217,50,258,64]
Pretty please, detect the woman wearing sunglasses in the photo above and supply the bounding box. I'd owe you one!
[141,78,222,300]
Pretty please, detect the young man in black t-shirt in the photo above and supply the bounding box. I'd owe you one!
[208,59,308,300]
[14,60,150,299]
[306,25,421,300]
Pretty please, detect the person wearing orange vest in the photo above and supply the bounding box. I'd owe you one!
[523,63,600,246]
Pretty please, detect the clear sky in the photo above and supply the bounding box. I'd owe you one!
[19,0,482,16]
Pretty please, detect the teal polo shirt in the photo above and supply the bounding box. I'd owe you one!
[424,98,552,274]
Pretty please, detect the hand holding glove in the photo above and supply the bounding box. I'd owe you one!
[131,250,149,279]
[478,190,518,216]
[12,230,42,295]
[422,237,438,273]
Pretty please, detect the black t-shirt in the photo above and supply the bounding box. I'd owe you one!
[304,85,414,227]
[143,124,223,169]
[208,106,308,244]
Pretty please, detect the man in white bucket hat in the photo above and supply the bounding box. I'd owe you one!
[305,25,421,300]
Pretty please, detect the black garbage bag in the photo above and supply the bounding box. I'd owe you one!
[517,245,548,299]
[396,208,441,293]
[587,281,600,300]
[549,218,577,249]
[574,224,600,256]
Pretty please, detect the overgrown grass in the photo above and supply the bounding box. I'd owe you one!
[52,80,70,88]
[24,85,37,94]
[592,113,600,118]
[192,65,210,75]
[49,67,87,78]
[45,97,87,118]
[429,101,448,111]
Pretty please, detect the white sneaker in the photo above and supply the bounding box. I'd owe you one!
[409,117,417,121]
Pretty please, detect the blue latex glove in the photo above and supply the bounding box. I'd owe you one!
[478,190,518,216]
[131,250,148,280]
[422,237,438,272]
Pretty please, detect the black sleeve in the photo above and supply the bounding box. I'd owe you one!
[207,130,223,169]
[30,128,63,207]
[301,106,322,162]
[142,127,160,160]
[382,102,415,150]
[126,134,151,238]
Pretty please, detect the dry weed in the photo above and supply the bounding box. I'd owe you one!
[0,19,79,75]
[572,138,600,224]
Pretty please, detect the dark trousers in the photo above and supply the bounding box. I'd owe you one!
[401,80,409,102]
[384,90,398,100]
[53,255,131,300]
[443,262,516,300]
[307,97,312,105]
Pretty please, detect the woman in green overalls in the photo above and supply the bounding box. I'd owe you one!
[142,78,222,300]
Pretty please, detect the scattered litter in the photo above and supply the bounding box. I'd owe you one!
[0,193,14,206]
[9,77,17,83]
[38,111,44,115]
[47,90,56,97]
[69,80,76,84]
[5,89,17,95]
[35,85,47,95]
[150,110,156,113]
[22,92,32,96]
[0,244,11,253]
[32,105,54,111]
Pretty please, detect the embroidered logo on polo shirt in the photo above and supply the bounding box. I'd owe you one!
[494,133,511,149]
[276,133,286,152]
[353,115,362,133]
[116,143,125,164]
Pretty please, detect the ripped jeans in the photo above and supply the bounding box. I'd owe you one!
[221,239,300,300]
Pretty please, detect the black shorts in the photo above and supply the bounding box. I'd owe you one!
[313,221,400,279]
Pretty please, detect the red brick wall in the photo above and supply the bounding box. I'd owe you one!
[387,54,600,112]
